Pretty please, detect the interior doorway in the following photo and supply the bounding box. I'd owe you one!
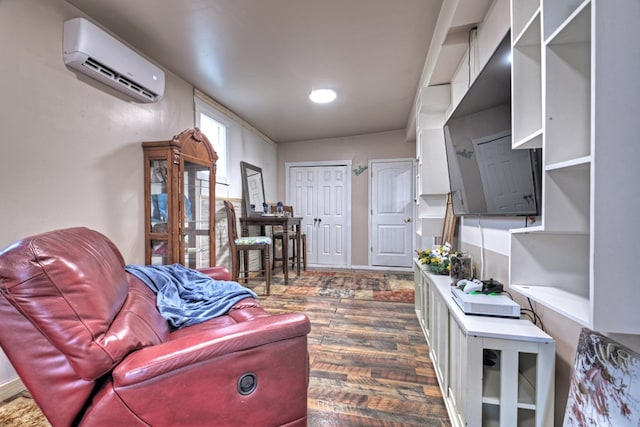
[286,162,351,267]
[370,159,415,268]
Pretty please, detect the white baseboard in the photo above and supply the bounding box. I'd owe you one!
[337,264,413,273]
[0,377,25,401]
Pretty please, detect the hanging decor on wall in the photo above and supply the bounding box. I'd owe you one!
[456,148,474,159]
[352,165,368,176]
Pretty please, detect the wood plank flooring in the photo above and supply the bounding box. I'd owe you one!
[260,294,451,426]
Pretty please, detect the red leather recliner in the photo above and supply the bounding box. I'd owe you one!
[0,227,310,426]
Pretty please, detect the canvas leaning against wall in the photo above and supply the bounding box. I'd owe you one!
[563,328,640,426]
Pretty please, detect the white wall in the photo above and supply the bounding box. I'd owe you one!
[226,126,277,203]
[0,0,275,391]
[0,0,194,258]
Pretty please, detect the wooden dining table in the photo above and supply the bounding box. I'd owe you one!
[239,214,302,284]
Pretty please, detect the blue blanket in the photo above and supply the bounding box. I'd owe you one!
[125,264,257,329]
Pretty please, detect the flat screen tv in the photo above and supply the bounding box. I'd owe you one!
[443,32,542,216]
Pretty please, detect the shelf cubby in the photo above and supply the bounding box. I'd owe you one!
[517,409,536,427]
[510,232,589,295]
[419,128,450,195]
[542,0,590,41]
[512,0,540,42]
[542,162,591,233]
[482,366,501,406]
[512,11,542,148]
[517,352,537,410]
[482,353,538,410]
[544,2,591,165]
[482,403,500,427]
[510,231,590,325]
[417,194,447,238]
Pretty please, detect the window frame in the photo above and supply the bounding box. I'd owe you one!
[195,96,230,185]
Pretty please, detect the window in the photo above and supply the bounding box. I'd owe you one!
[195,97,229,184]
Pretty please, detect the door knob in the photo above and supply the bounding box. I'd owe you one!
[404,217,412,223]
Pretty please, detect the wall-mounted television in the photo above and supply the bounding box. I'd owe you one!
[443,32,542,216]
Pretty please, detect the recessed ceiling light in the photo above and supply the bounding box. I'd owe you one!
[309,88,336,104]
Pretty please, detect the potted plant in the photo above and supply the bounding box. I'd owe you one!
[416,242,460,275]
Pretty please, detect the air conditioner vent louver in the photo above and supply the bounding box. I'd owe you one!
[82,57,157,101]
[63,17,165,103]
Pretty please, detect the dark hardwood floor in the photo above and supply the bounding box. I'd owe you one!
[261,293,451,426]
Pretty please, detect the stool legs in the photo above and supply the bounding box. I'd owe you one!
[302,235,307,271]
[290,235,307,271]
[273,235,306,273]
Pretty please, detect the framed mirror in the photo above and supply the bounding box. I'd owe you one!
[240,161,265,216]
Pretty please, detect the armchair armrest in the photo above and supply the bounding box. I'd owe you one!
[112,312,310,386]
[197,265,231,281]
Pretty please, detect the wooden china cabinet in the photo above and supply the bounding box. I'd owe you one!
[142,128,218,268]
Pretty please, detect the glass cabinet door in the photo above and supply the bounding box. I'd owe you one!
[182,160,211,268]
[149,159,169,265]
[143,129,217,267]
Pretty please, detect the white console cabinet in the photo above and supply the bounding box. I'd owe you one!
[415,261,555,427]
[509,0,640,334]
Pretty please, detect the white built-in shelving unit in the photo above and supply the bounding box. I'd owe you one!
[415,85,451,246]
[509,0,640,333]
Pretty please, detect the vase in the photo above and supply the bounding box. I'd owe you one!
[450,254,472,284]
[427,264,449,275]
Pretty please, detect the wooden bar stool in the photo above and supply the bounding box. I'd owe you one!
[272,205,306,272]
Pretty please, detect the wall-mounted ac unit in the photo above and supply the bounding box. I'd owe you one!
[63,17,165,103]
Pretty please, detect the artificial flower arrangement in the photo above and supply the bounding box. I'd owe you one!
[416,242,460,275]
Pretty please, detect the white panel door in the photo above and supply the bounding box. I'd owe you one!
[371,160,414,267]
[289,165,348,266]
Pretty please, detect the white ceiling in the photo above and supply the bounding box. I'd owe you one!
[65,0,493,143]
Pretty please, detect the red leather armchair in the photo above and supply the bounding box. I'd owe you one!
[0,227,310,426]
